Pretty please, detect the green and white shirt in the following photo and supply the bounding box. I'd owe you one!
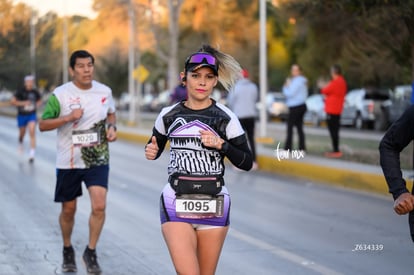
[42,80,116,169]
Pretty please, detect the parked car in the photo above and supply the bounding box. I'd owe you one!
[117,92,155,111]
[381,85,412,127]
[0,90,13,102]
[304,94,326,127]
[340,88,389,130]
[150,90,171,112]
[266,92,289,121]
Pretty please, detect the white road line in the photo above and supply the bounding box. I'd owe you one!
[229,228,343,275]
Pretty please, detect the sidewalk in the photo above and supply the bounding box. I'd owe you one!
[117,122,412,197]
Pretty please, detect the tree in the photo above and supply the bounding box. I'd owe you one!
[279,0,413,88]
[95,41,129,98]
[34,12,63,90]
[89,0,159,94]
[179,0,261,82]
[0,1,32,90]
[148,0,184,92]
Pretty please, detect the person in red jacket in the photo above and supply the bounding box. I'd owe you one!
[321,64,347,158]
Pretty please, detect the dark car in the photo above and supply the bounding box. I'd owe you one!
[340,88,389,130]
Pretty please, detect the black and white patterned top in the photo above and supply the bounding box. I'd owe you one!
[149,100,253,178]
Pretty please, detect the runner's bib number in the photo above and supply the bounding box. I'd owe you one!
[23,103,35,112]
[72,129,100,147]
[176,194,224,219]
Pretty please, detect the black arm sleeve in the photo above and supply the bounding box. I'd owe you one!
[146,127,168,160]
[379,105,414,200]
[220,135,253,171]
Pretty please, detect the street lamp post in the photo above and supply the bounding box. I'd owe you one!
[259,0,268,137]
[30,7,36,78]
[62,16,69,84]
[62,1,69,84]
[127,0,137,125]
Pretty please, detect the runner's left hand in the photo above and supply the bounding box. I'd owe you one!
[199,130,223,150]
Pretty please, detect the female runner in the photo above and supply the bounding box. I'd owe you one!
[145,44,253,275]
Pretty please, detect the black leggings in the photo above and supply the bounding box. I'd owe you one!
[284,104,307,150]
[326,114,341,152]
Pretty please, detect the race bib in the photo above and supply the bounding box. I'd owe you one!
[23,103,35,111]
[72,129,100,147]
[176,194,224,219]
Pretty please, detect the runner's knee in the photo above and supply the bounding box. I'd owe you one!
[91,201,106,215]
[61,208,76,221]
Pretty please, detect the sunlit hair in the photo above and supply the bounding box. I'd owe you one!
[191,44,242,91]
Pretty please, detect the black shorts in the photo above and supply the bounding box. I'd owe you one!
[54,165,109,202]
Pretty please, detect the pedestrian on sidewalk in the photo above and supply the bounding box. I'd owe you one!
[170,81,187,104]
[379,104,414,242]
[145,44,253,275]
[227,68,259,169]
[282,64,308,153]
[11,75,42,162]
[321,64,347,158]
[39,50,117,274]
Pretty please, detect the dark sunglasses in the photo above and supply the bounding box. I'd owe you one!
[187,53,217,66]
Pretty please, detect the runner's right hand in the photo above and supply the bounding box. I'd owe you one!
[69,108,83,122]
[145,136,159,160]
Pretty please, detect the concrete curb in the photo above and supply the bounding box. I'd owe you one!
[117,131,151,144]
[116,130,412,196]
[256,154,400,196]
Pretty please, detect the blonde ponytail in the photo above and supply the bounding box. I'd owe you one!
[197,45,242,91]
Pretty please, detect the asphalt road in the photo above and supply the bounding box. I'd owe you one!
[0,115,412,275]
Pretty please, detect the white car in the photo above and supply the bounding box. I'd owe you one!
[304,94,326,127]
[340,88,389,130]
[266,92,289,120]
